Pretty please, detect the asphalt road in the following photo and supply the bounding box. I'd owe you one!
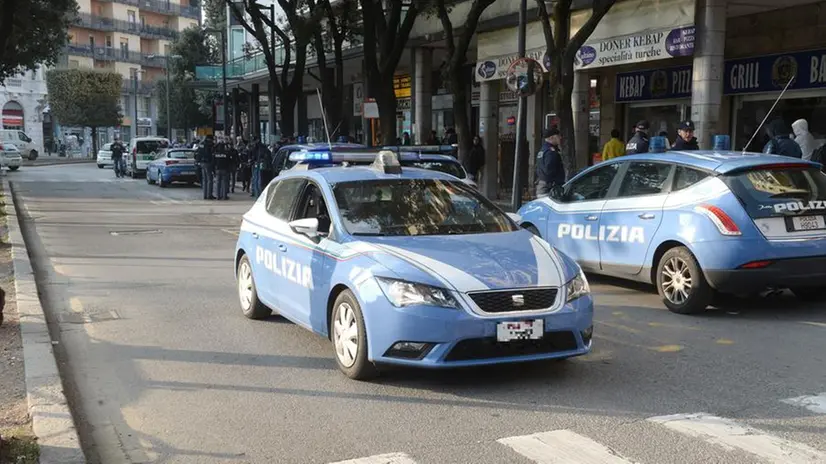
[9,164,826,464]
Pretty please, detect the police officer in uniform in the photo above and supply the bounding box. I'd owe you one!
[197,135,216,200]
[213,136,231,200]
[536,127,565,197]
[672,120,699,150]
[625,120,650,155]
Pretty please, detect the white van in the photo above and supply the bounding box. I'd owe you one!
[0,130,38,160]
[126,137,168,178]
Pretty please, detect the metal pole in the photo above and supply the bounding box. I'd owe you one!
[165,55,171,139]
[221,30,229,137]
[270,5,276,140]
[510,0,527,212]
[133,77,139,141]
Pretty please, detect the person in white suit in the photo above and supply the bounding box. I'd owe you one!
[792,118,816,161]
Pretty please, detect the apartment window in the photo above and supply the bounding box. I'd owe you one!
[164,44,170,56]
[140,15,146,28]
[120,39,129,59]
[129,68,138,80]
[89,36,95,48]
[127,10,136,31]
[106,36,112,48]
[122,97,131,113]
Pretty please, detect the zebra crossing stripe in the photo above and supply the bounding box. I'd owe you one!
[328,452,418,464]
[497,430,638,464]
[782,393,826,414]
[648,413,826,463]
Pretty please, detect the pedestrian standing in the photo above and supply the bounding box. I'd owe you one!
[250,136,264,198]
[198,135,216,200]
[466,136,486,182]
[672,121,699,150]
[110,137,126,178]
[763,119,803,158]
[259,142,274,189]
[535,127,565,197]
[239,144,252,193]
[601,129,625,161]
[626,121,650,154]
[227,140,239,193]
[792,119,816,160]
[213,137,230,200]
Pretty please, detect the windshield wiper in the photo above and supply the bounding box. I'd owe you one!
[352,232,387,236]
[769,192,809,198]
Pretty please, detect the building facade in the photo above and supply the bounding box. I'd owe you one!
[0,67,49,156]
[64,0,201,147]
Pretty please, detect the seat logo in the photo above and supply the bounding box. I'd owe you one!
[512,294,525,307]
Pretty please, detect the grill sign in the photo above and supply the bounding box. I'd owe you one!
[771,200,826,214]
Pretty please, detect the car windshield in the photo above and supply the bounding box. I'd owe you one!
[2,144,19,151]
[723,165,826,218]
[102,144,112,151]
[333,179,516,236]
[136,140,165,153]
[168,150,194,159]
[402,160,466,179]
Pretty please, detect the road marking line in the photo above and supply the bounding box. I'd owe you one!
[648,413,826,463]
[715,338,735,345]
[498,430,638,464]
[595,334,684,353]
[596,320,642,334]
[69,297,84,313]
[222,228,239,237]
[799,321,826,329]
[328,452,418,464]
[782,393,826,414]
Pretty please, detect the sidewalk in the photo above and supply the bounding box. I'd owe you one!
[23,154,95,167]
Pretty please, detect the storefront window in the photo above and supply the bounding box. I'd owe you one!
[626,103,690,143]
[736,96,826,153]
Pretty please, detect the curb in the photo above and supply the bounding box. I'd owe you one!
[23,160,95,168]
[3,179,86,463]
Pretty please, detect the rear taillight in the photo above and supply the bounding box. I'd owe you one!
[695,204,742,236]
[165,160,178,165]
[739,260,773,269]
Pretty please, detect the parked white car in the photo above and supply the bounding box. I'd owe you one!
[96,143,113,168]
[126,137,169,178]
[1,143,23,171]
[0,130,38,160]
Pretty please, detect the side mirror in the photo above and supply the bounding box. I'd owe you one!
[289,218,320,237]
[551,185,565,200]
[506,212,522,223]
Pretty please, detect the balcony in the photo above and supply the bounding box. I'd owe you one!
[67,44,169,67]
[94,0,201,20]
[75,12,178,40]
[122,78,158,95]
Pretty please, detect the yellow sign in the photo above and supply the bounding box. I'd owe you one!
[394,74,411,99]
[196,127,214,136]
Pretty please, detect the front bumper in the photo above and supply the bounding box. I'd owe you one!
[97,158,113,166]
[4,158,21,168]
[363,292,594,368]
[705,255,826,293]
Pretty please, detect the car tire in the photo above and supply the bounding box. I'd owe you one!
[157,170,167,188]
[97,164,104,169]
[8,166,19,171]
[656,247,712,315]
[29,150,37,161]
[331,290,377,380]
[791,287,824,302]
[237,254,271,320]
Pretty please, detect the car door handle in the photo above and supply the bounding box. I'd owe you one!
[252,232,259,239]
[585,215,598,221]
[638,213,656,220]
[277,244,287,252]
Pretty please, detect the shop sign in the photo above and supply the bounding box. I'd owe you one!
[474,47,551,83]
[394,75,411,99]
[353,82,363,116]
[499,90,519,103]
[397,98,411,111]
[575,26,694,70]
[724,49,826,95]
[615,65,692,102]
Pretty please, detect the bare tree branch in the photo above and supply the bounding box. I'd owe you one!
[435,0,456,58]
[533,0,555,58]
[568,0,616,56]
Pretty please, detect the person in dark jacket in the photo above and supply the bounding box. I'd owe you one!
[110,137,126,178]
[672,120,700,150]
[238,143,252,193]
[763,119,803,158]
[197,135,216,200]
[626,120,650,154]
[536,127,565,197]
[213,136,231,200]
[466,136,486,182]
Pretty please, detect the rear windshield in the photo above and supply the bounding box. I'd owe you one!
[723,166,826,218]
[136,140,165,153]
[168,151,194,159]
[402,160,466,179]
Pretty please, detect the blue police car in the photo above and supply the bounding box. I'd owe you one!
[518,150,826,314]
[234,150,593,379]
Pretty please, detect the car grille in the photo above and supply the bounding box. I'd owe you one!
[467,288,558,313]
[444,331,578,362]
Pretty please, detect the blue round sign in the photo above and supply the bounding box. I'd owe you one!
[477,61,497,79]
[577,46,597,67]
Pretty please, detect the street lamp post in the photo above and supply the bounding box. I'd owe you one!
[148,53,183,139]
[511,0,528,212]
[206,28,229,137]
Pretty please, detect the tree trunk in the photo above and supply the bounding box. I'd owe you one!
[280,93,297,136]
[334,43,349,137]
[375,77,397,145]
[450,70,472,164]
[556,61,577,178]
[90,127,98,157]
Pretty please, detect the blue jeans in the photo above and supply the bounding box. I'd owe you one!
[251,166,261,197]
[114,157,126,177]
[216,169,229,199]
[201,163,214,199]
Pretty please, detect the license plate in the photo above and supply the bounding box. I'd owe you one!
[496,320,544,342]
[791,215,826,231]
[141,155,154,160]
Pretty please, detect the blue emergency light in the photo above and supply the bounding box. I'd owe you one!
[713,135,731,151]
[649,136,668,153]
[289,151,332,163]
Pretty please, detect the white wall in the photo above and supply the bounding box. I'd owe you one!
[0,67,49,155]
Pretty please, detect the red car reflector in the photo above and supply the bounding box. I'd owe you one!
[739,260,773,269]
[695,204,742,236]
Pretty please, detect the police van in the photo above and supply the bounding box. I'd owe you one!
[518,145,826,314]
[126,137,168,178]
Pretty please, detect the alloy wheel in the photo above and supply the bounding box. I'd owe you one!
[333,302,359,368]
[661,256,693,305]
[237,261,253,311]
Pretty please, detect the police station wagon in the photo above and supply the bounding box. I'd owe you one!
[234,151,594,380]
[518,151,826,315]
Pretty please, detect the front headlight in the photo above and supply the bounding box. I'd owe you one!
[565,269,590,303]
[376,277,460,309]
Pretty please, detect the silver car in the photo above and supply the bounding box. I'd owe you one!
[97,143,113,168]
[1,143,23,171]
